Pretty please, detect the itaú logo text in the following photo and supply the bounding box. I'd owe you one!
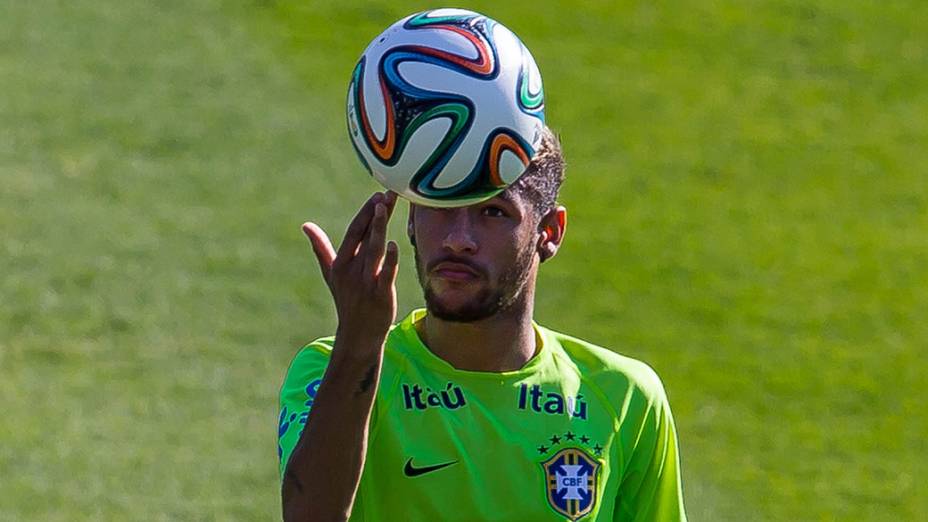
[517,384,588,420]
[402,382,467,411]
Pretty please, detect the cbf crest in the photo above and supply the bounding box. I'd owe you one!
[541,447,600,520]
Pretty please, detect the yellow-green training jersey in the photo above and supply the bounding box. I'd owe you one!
[278,309,687,521]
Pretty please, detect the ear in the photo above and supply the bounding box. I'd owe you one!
[537,206,567,263]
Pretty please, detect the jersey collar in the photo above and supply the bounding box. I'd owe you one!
[391,308,553,378]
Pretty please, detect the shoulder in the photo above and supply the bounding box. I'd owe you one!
[541,326,669,405]
[279,336,334,395]
[280,325,412,392]
[283,322,412,372]
[284,336,335,374]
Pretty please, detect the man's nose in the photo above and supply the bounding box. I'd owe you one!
[441,210,478,254]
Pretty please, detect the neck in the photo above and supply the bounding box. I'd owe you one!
[417,290,537,373]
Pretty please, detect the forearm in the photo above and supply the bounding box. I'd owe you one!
[282,332,384,522]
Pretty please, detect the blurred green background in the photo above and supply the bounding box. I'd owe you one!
[2,0,926,520]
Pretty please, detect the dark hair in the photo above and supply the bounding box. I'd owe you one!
[508,126,565,221]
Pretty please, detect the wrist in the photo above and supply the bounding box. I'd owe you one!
[327,332,385,397]
[332,326,387,363]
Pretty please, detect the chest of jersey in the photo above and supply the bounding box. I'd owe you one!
[355,365,623,521]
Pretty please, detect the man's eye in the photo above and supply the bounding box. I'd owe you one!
[482,206,506,217]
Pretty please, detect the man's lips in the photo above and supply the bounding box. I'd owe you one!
[432,261,481,281]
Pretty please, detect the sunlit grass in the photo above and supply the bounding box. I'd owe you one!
[2,0,926,519]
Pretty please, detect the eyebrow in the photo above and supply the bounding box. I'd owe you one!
[488,190,527,215]
[495,190,516,204]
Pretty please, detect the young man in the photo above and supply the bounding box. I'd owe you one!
[278,129,687,521]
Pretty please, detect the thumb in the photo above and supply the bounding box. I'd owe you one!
[302,222,336,285]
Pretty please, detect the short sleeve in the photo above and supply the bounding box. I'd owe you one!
[277,339,334,480]
[614,385,687,521]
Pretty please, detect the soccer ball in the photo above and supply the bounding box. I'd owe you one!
[346,8,545,207]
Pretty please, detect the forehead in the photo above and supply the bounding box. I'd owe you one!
[412,187,529,211]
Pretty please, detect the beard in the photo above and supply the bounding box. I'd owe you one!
[414,245,535,323]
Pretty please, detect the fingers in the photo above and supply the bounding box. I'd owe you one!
[335,193,381,264]
[363,202,389,277]
[302,222,336,283]
[378,241,400,292]
[384,191,398,213]
[365,192,400,277]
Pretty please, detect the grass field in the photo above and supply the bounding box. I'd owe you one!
[2,0,926,520]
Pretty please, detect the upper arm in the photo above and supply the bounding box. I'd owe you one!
[614,383,687,521]
[277,341,333,480]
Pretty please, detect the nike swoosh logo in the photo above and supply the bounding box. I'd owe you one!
[403,457,458,477]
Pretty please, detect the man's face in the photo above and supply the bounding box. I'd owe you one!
[411,191,539,322]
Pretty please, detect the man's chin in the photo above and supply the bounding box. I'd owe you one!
[424,289,498,323]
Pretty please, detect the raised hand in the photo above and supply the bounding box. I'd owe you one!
[284,191,401,520]
[301,191,400,355]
